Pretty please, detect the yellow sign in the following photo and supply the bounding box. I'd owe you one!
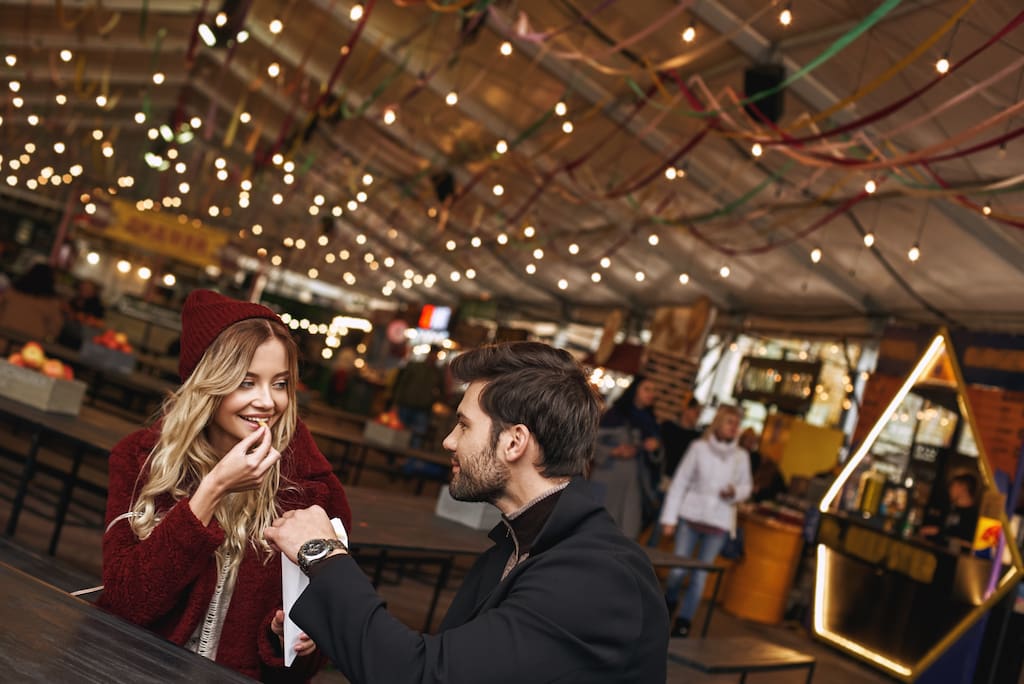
[89,200,229,268]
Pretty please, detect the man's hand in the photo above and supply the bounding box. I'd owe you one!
[265,505,337,563]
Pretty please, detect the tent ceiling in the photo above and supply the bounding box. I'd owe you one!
[1,0,1022,332]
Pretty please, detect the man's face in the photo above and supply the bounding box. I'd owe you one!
[442,381,511,503]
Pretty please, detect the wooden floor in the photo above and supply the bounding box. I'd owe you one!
[0,428,894,684]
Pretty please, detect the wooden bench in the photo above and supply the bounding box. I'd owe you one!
[668,636,816,683]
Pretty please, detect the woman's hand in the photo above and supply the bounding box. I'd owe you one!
[271,609,317,658]
[190,426,280,525]
[209,425,281,494]
[642,436,660,452]
[662,524,676,538]
[719,484,736,500]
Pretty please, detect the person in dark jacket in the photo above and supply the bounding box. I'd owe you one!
[266,341,669,683]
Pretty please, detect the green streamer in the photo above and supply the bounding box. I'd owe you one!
[632,0,903,120]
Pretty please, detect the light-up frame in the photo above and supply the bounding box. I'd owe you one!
[813,330,1023,680]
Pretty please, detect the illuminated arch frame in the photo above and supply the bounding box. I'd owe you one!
[813,329,1024,680]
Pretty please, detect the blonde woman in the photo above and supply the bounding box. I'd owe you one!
[659,404,751,638]
[100,290,351,682]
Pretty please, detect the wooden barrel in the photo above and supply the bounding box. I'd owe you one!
[720,511,804,624]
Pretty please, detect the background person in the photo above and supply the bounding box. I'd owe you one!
[741,427,787,503]
[391,344,446,448]
[920,472,980,551]
[659,404,752,638]
[99,290,352,682]
[660,397,703,480]
[265,341,669,683]
[0,262,63,343]
[591,376,663,539]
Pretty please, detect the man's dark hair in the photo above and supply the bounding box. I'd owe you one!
[449,341,601,477]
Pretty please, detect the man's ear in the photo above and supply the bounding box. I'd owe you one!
[503,424,533,464]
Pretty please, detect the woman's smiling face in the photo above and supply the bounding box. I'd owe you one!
[206,337,290,455]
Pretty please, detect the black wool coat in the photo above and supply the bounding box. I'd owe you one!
[292,477,669,683]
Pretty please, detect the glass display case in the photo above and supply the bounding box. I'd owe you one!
[812,331,1023,681]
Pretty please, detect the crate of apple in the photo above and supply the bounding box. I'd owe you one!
[0,341,86,414]
[7,341,74,380]
[81,329,136,374]
[91,329,134,354]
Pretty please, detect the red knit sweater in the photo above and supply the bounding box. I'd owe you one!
[99,419,352,682]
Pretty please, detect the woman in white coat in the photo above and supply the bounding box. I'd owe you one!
[659,404,751,637]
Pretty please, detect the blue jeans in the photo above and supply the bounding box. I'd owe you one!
[664,520,727,622]
[397,406,431,448]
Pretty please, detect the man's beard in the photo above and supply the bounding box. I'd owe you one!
[449,440,511,504]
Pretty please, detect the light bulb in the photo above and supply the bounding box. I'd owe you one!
[383,108,396,125]
[152,72,165,84]
[60,49,73,62]
[495,139,508,154]
[665,167,678,180]
[982,203,992,216]
[863,232,875,247]
[267,62,280,78]
[935,56,950,74]
[810,247,822,263]
[558,279,568,290]
[779,5,792,26]
[554,101,567,116]
[445,91,458,106]
[679,273,690,285]
[349,4,364,21]
[720,265,731,278]
[591,272,601,283]
[751,142,763,157]
[492,184,504,196]
[648,234,659,246]
[864,178,877,194]
[682,24,696,43]
[562,121,574,134]
[269,18,283,34]
[499,41,513,56]
[568,243,580,255]
[908,244,921,262]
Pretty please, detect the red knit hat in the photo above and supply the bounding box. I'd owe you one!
[178,289,281,381]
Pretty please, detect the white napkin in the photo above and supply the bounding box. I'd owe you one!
[281,517,348,666]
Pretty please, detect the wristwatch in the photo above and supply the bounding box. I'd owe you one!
[297,538,348,576]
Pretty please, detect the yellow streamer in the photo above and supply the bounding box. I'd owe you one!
[799,0,979,128]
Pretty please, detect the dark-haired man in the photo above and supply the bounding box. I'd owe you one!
[266,341,668,683]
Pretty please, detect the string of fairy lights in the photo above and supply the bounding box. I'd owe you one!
[0,0,1011,314]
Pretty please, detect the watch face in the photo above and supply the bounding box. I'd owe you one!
[300,539,329,560]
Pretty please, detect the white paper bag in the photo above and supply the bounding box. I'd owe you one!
[281,517,348,666]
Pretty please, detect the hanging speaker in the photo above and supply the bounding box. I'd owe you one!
[743,64,786,124]
[432,171,456,203]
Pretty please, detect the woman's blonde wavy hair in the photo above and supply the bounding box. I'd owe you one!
[130,318,299,576]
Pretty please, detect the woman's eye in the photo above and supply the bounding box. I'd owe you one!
[240,380,254,389]
[273,381,288,390]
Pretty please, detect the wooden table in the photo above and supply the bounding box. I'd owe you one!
[306,417,451,491]
[342,486,724,635]
[667,636,816,683]
[0,561,254,683]
[0,396,139,553]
